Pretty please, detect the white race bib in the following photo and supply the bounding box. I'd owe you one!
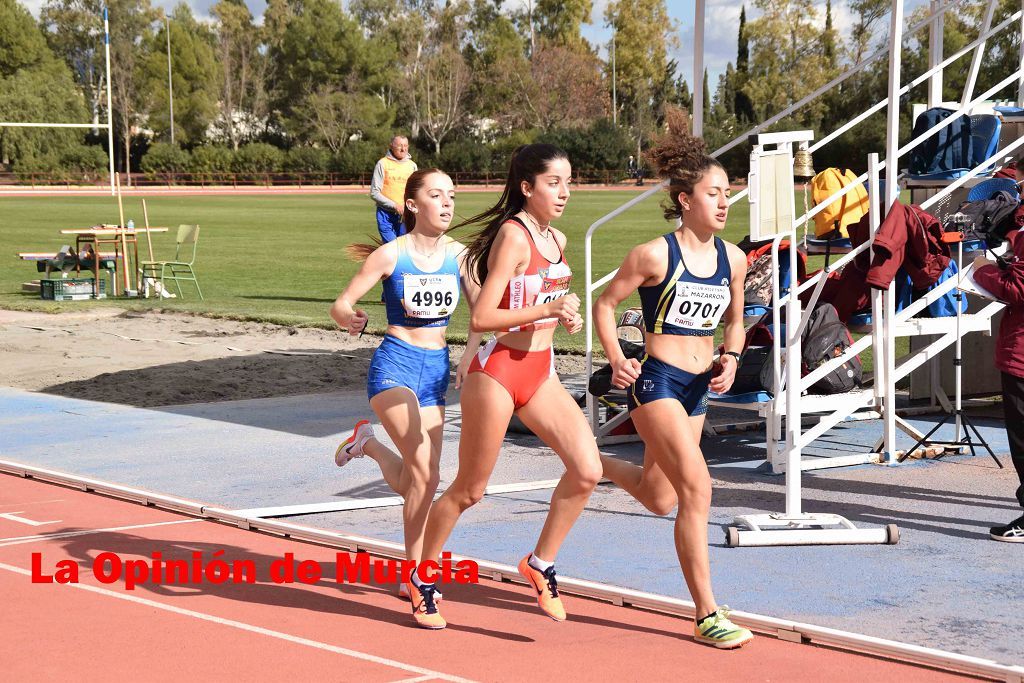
[534,275,572,306]
[403,273,459,319]
[664,281,729,331]
[533,275,572,324]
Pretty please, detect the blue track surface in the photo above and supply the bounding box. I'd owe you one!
[1,386,1021,665]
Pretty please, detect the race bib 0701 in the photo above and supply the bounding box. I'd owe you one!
[403,273,459,318]
[664,281,729,331]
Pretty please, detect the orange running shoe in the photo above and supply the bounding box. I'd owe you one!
[398,582,442,602]
[517,555,566,622]
[335,419,373,467]
[406,582,446,630]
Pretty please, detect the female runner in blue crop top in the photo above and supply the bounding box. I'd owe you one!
[330,168,482,629]
[592,119,754,649]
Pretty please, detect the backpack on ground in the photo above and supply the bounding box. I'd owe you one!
[956,190,1020,247]
[743,240,807,307]
[731,345,774,395]
[801,303,862,393]
[810,168,869,238]
[735,303,861,395]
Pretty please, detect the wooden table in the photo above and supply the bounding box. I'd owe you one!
[60,226,168,297]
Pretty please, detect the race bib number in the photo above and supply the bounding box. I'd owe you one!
[534,275,572,306]
[531,275,572,326]
[665,282,729,331]
[403,274,459,318]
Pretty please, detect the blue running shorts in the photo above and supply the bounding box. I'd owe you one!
[367,335,451,407]
[627,354,712,416]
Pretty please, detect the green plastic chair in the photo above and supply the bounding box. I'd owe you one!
[140,224,203,300]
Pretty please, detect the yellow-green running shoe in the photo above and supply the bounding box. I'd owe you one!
[694,606,754,649]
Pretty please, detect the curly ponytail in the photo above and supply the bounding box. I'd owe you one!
[644,107,725,221]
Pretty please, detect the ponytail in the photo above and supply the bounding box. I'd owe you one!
[457,144,568,283]
[346,168,448,262]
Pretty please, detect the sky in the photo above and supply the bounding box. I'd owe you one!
[19,0,933,89]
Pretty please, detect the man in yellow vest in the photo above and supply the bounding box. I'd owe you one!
[370,135,418,243]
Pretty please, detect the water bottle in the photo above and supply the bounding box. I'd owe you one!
[127,219,135,232]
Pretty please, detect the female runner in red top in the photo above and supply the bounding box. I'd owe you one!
[415,144,602,628]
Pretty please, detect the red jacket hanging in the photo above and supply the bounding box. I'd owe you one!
[867,201,950,290]
[816,201,950,321]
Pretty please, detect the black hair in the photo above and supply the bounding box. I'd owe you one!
[458,143,568,283]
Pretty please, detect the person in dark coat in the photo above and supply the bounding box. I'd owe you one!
[973,229,1024,541]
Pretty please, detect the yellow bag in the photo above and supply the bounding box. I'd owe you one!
[810,168,869,238]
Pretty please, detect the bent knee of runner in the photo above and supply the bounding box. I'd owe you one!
[565,461,603,493]
[677,476,712,513]
[446,481,487,510]
[642,493,678,517]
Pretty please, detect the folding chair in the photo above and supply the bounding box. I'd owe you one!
[908,109,1002,180]
[966,176,1021,202]
[140,224,203,300]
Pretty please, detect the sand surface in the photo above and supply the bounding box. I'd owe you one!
[0,309,589,407]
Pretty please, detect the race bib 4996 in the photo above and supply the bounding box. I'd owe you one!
[403,274,459,318]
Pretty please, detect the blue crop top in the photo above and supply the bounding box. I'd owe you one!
[638,234,732,336]
[382,235,462,328]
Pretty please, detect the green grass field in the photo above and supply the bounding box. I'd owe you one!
[2,189,747,350]
[2,188,894,365]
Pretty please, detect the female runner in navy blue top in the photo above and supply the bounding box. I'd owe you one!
[592,114,754,649]
[330,169,481,629]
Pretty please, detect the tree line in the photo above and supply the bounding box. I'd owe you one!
[0,0,1018,181]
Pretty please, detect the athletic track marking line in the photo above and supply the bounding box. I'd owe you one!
[0,560,476,683]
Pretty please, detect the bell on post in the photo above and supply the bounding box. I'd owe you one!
[793,147,815,180]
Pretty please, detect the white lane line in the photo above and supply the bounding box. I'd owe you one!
[0,512,60,526]
[0,519,201,546]
[0,561,476,683]
[232,478,576,518]
[388,676,439,683]
[231,497,405,518]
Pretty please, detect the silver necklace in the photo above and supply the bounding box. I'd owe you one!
[409,235,443,258]
[523,211,553,241]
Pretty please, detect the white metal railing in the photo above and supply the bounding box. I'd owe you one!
[584,1,1021,450]
[710,0,966,162]
[753,6,1017,456]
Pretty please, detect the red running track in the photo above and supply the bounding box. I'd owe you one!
[0,473,976,682]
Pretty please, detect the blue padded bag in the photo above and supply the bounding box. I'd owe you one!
[909,108,973,179]
[925,261,968,317]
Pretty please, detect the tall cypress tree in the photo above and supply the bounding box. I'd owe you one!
[823,0,836,67]
[734,5,754,123]
[702,67,711,115]
[736,5,749,72]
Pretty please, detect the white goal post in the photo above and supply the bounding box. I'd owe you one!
[0,6,116,194]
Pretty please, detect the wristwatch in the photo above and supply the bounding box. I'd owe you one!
[723,351,742,366]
